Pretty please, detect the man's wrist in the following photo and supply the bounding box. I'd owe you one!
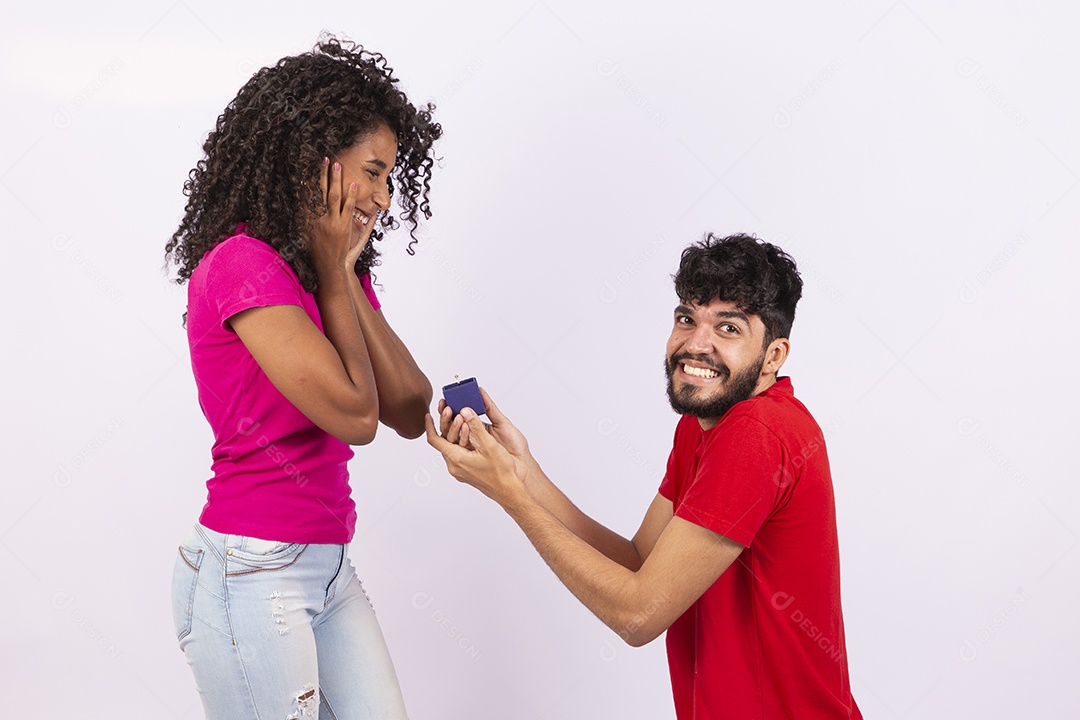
[499,469,536,518]
[517,455,539,489]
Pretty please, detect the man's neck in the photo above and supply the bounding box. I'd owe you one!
[696,374,778,431]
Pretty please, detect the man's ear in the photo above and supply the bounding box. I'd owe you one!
[761,337,790,376]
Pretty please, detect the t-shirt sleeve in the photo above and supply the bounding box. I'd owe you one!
[674,415,785,547]
[358,272,381,310]
[203,236,303,329]
[658,420,684,502]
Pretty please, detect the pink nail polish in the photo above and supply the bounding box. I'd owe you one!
[333,162,341,172]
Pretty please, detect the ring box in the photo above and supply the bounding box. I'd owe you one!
[442,377,485,418]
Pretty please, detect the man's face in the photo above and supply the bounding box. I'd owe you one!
[664,298,770,427]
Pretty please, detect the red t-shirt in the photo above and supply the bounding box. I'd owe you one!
[658,378,861,720]
[187,230,380,544]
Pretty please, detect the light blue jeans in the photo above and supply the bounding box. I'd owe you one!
[171,523,409,719]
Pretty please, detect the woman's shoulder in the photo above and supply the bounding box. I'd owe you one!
[195,226,291,280]
[206,226,279,262]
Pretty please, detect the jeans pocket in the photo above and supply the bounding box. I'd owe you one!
[171,543,204,642]
[225,536,306,574]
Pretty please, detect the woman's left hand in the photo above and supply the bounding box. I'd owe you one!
[344,209,376,272]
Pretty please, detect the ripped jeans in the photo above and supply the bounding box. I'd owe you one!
[171,523,409,719]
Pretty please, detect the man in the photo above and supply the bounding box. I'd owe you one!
[426,233,862,719]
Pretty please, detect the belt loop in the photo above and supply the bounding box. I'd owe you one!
[194,523,227,563]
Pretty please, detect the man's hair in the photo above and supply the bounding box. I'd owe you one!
[673,233,803,346]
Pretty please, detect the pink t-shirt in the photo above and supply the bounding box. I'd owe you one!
[186,229,381,544]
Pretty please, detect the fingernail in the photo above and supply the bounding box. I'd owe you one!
[350,182,357,191]
[333,162,341,172]
[461,408,475,420]
[323,157,329,165]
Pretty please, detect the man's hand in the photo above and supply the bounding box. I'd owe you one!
[425,408,529,509]
[439,387,529,457]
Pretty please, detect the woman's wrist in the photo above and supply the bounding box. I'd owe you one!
[314,264,352,293]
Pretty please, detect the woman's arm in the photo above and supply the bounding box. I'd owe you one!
[349,275,433,438]
[229,160,381,445]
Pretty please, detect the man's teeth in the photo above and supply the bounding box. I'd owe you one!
[353,211,370,225]
[683,363,719,379]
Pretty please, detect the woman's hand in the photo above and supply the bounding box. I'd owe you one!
[310,158,377,279]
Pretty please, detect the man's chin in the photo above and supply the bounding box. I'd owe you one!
[667,384,728,418]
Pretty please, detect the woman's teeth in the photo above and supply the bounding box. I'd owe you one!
[353,211,370,225]
[683,364,719,379]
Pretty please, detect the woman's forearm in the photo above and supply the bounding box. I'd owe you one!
[313,271,380,442]
[349,273,433,437]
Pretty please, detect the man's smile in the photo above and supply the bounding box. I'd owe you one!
[680,362,721,380]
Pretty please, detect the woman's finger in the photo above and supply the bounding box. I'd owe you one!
[326,161,343,216]
[318,156,329,202]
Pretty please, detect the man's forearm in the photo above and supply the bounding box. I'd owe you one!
[521,457,644,571]
[501,489,659,645]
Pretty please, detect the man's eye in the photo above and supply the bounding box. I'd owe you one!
[677,316,692,325]
[720,324,738,334]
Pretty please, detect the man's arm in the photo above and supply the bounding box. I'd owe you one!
[426,410,744,646]
[440,391,672,571]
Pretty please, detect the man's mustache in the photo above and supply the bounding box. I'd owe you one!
[668,353,731,380]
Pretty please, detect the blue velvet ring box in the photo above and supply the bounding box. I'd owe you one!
[442,377,485,418]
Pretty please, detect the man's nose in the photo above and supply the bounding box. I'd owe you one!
[685,325,714,354]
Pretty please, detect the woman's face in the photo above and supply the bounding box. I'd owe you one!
[332,123,398,231]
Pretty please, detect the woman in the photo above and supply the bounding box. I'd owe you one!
[165,36,440,719]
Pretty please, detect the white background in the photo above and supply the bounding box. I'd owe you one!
[2,1,1077,718]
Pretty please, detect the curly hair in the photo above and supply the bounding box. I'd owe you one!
[165,35,441,291]
[673,233,803,345]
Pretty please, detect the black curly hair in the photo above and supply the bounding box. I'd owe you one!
[165,35,441,291]
[673,233,803,346]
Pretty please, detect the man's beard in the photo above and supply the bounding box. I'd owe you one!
[664,350,765,421]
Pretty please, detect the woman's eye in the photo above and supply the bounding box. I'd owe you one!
[366,169,379,179]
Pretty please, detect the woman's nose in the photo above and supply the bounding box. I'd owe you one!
[373,183,390,210]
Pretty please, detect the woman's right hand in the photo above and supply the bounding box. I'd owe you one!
[311,158,377,279]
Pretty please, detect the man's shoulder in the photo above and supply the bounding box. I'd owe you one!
[719,381,820,443]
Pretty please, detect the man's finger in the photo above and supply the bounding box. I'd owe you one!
[425,413,456,454]
[460,408,496,450]
[478,386,507,424]
[439,405,456,438]
[447,414,467,446]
